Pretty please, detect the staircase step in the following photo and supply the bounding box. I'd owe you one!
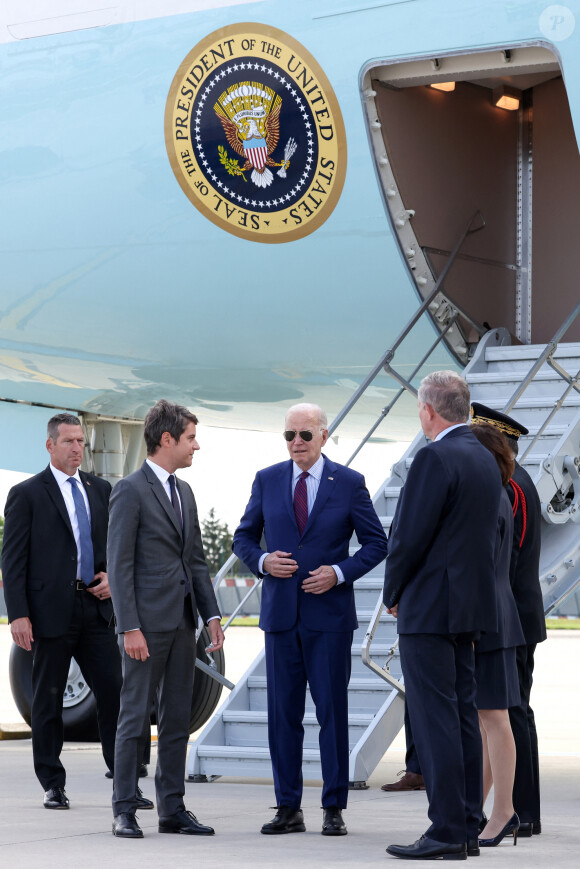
[222,710,374,749]
[247,675,393,713]
[194,745,324,779]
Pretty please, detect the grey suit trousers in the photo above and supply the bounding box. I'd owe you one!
[112,603,195,817]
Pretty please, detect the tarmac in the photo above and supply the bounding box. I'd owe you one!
[1,626,579,867]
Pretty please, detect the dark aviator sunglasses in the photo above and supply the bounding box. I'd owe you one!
[283,429,323,442]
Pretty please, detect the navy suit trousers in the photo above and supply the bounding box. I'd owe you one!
[265,623,352,810]
[399,633,482,844]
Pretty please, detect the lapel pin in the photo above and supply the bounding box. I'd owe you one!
[328,476,333,480]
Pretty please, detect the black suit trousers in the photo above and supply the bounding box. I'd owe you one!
[31,591,121,789]
[399,633,482,845]
[509,643,540,823]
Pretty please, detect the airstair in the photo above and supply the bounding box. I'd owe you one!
[187,308,580,787]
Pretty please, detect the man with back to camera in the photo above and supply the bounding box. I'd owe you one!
[470,402,546,838]
[233,402,388,837]
[1,413,124,810]
[108,399,224,839]
[383,371,502,860]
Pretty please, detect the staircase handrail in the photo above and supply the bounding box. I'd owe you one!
[329,211,487,465]
[360,596,405,696]
[502,300,580,462]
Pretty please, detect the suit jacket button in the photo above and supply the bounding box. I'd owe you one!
[298,544,303,550]
[180,580,185,584]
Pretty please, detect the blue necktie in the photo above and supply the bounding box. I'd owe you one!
[68,477,94,586]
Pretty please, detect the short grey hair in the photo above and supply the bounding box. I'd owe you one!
[47,413,82,441]
[418,371,470,423]
[285,403,328,429]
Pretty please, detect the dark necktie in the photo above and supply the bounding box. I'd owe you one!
[168,474,183,529]
[168,474,190,596]
[294,471,309,536]
[68,477,94,585]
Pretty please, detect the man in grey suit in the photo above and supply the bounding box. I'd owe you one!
[108,399,224,839]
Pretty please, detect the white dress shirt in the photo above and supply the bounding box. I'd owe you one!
[50,463,91,581]
[434,423,468,442]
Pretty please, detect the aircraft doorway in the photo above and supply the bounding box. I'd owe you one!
[363,45,580,360]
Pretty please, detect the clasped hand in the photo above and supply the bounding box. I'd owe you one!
[263,551,337,594]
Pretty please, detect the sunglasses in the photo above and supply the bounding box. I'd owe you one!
[283,429,321,442]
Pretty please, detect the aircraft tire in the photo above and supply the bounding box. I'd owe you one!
[9,628,225,739]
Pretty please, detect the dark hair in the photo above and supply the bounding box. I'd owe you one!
[47,413,82,441]
[471,422,515,485]
[144,399,198,455]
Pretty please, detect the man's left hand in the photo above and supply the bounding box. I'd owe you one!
[206,619,225,652]
[302,565,337,595]
[86,571,111,601]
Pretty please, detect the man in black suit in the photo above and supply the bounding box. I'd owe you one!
[2,413,122,810]
[470,402,546,836]
[383,371,502,860]
[108,399,224,839]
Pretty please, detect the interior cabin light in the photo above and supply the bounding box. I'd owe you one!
[428,82,456,92]
[492,85,521,111]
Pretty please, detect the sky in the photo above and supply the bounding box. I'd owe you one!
[0,427,410,533]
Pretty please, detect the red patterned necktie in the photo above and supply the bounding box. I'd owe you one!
[294,470,309,536]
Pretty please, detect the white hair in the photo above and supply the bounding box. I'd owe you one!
[285,403,328,428]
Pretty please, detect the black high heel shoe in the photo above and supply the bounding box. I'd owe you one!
[479,812,520,847]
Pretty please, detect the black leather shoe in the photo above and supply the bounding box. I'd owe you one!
[139,763,148,778]
[532,820,542,835]
[158,809,214,835]
[518,822,533,838]
[135,787,154,810]
[387,835,467,860]
[261,806,306,834]
[477,812,487,835]
[44,787,69,809]
[321,806,347,836]
[112,812,143,838]
[105,770,113,779]
[467,838,480,856]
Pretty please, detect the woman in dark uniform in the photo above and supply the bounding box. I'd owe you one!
[470,423,525,848]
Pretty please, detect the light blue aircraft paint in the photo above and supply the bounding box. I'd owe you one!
[1,1,579,471]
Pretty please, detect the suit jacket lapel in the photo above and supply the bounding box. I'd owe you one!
[43,466,74,537]
[79,470,97,536]
[141,462,183,538]
[282,461,296,528]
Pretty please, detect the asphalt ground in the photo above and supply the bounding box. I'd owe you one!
[1,627,579,867]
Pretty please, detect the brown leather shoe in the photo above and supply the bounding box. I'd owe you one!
[381,770,425,792]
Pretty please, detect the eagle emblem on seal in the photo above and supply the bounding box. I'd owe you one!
[214,81,296,188]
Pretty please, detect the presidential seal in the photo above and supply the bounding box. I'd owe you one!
[165,24,347,243]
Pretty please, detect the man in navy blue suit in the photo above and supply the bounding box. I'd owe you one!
[384,371,502,861]
[233,403,387,837]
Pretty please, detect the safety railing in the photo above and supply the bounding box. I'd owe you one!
[360,596,404,696]
[503,300,580,462]
[196,552,264,689]
[329,210,487,467]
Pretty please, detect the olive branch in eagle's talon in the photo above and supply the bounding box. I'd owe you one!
[218,145,247,181]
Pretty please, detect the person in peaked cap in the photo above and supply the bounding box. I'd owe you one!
[470,402,546,837]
